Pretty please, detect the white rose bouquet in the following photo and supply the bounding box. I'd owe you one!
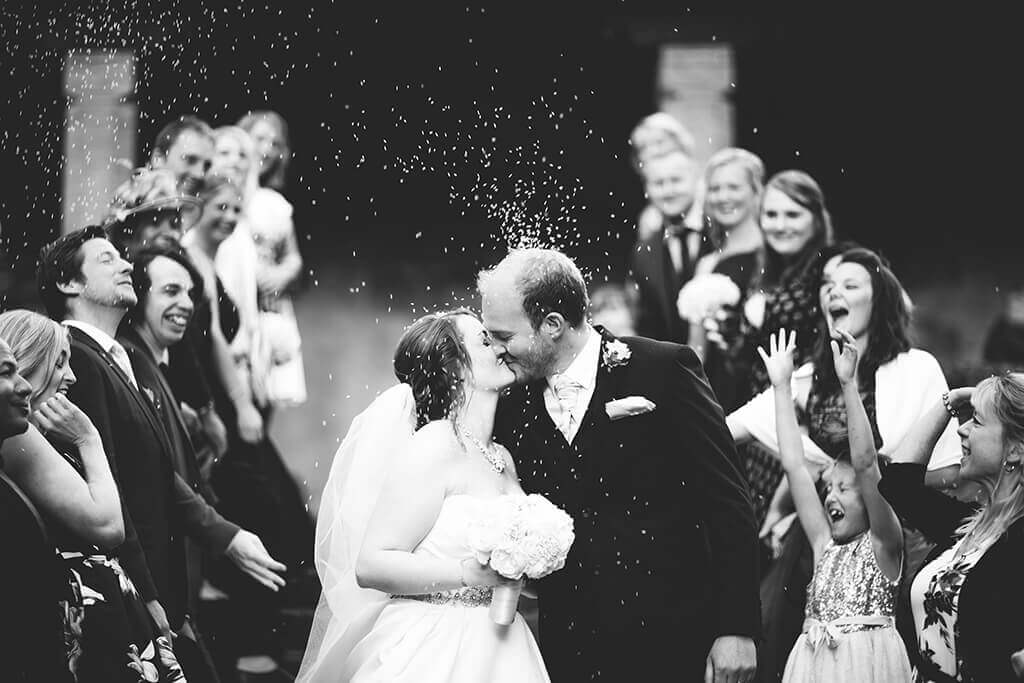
[676,272,742,323]
[467,494,575,625]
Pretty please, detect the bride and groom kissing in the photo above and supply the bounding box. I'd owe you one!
[298,248,761,683]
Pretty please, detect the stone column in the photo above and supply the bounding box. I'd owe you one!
[62,50,136,234]
[655,44,735,166]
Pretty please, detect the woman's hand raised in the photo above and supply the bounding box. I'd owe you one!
[830,329,859,387]
[32,393,100,447]
[757,329,797,388]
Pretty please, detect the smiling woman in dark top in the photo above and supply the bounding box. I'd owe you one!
[0,337,72,682]
[880,375,1024,681]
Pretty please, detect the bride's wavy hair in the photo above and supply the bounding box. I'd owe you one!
[393,309,476,429]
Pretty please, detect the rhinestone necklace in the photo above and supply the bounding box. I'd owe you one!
[460,428,506,475]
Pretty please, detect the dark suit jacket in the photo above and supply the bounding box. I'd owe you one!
[880,463,1024,682]
[631,228,703,344]
[65,325,164,604]
[67,325,235,630]
[120,326,239,617]
[495,328,761,681]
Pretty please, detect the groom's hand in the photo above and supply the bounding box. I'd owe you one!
[704,635,756,683]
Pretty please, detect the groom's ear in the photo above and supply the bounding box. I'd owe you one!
[541,312,568,340]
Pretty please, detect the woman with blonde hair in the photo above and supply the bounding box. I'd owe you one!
[236,112,307,409]
[881,374,1024,681]
[186,169,314,677]
[681,147,766,410]
[237,110,291,192]
[0,309,187,681]
[210,125,262,359]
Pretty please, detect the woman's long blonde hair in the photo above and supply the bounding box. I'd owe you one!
[956,372,1024,554]
[0,309,69,406]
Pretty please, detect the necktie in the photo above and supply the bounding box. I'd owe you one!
[550,374,584,440]
[665,223,698,280]
[108,342,139,390]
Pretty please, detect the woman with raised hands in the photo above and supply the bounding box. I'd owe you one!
[728,247,962,682]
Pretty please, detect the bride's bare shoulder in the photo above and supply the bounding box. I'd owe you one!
[405,420,461,465]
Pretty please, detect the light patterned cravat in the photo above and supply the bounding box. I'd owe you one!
[107,342,139,390]
[550,373,584,441]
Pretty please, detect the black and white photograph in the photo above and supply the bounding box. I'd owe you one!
[0,2,1019,682]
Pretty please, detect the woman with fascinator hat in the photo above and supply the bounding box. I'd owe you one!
[105,167,203,258]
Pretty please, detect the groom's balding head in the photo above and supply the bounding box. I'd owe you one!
[477,248,588,331]
[478,248,589,383]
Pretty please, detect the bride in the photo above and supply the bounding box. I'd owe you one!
[297,310,550,682]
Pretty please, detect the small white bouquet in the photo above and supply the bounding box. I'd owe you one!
[676,272,742,323]
[467,494,575,625]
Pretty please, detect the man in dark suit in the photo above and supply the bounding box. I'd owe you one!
[37,226,284,681]
[631,147,707,344]
[122,242,291,675]
[482,248,759,682]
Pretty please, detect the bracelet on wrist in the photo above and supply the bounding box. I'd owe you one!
[941,391,958,417]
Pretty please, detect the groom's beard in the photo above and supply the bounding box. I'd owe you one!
[504,347,556,385]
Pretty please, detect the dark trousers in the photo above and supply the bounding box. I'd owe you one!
[176,617,221,683]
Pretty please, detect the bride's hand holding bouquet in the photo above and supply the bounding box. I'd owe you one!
[467,494,575,625]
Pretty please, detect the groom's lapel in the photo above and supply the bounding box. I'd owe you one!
[572,326,624,451]
[523,380,564,448]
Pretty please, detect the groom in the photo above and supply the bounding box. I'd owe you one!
[482,248,759,682]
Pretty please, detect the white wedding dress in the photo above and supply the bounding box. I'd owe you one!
[340,494,549,682]
[298,386,550,682]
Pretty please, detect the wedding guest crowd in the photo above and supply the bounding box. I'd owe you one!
[4,99,1024,682]
[0,111,313,683]
[624,111,1024,681]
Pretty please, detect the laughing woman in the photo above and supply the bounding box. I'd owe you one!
[0,310,186,682]
[880,378,1024,682]
[727,247,964,681]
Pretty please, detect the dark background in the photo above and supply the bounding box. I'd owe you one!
[0,2,1013,298]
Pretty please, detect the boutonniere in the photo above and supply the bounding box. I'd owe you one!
[602,339,631,370]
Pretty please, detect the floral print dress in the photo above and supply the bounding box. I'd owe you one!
[910,540,985,681]
[54,450,187,682]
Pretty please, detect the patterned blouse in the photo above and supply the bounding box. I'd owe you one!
[748,271,825,395]
[910,540,986,682]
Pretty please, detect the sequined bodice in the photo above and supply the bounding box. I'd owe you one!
[805,532,899,623]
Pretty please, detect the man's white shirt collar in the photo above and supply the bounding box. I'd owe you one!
[63,319,120,354]
[547,326,602,390]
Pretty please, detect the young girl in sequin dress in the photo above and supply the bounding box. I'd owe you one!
[760,329,912,681]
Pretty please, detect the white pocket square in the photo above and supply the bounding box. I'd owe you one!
[605,396,657,421]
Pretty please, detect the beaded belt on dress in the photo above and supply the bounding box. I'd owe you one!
[390,586,493,607]
[802,615,895,650]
